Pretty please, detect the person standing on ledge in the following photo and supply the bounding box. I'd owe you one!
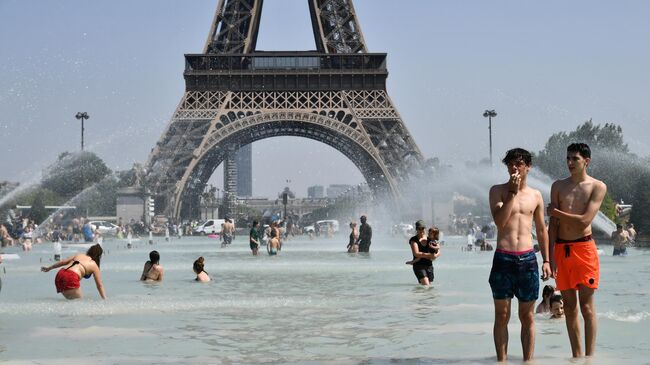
[548,143,606,358]
[488,148,551,362]
[356,215,372,253]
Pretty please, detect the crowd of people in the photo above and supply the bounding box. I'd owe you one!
[0,142,636,362]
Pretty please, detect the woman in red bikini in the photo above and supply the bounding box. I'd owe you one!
[41,244,107,300]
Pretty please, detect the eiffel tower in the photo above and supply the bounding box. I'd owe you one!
[145,0,425,219]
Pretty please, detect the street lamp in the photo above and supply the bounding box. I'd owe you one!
[482,109,497,165]
[75,112,90,151]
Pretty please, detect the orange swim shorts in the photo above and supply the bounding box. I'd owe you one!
[554,236,599,291]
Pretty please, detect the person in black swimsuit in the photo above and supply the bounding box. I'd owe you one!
[407,221,441,285]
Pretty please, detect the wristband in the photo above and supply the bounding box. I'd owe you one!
[543,260,549,264]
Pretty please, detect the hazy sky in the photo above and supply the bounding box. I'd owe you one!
[1,1,649,198]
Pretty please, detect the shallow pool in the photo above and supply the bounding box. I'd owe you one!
[1,234,648,364]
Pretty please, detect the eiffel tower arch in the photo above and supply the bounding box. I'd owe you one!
[145,0,425,219]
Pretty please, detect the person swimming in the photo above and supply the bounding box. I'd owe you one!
[193,256,211,282]
[41,243,106,300]
[140,250,164,282]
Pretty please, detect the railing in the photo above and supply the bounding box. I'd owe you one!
[185,53,387,73]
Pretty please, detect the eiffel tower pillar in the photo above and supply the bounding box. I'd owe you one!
[223,144,238,217]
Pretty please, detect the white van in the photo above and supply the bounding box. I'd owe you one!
[193,219,226,235]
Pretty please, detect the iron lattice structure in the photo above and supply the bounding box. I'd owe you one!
[145,0,424,219]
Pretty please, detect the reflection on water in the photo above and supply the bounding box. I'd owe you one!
[0,236,648,364]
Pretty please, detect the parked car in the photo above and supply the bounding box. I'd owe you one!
[303,220,340,234]
[193,219,227,235]
[391,223,414,237]
[89,221,119,235]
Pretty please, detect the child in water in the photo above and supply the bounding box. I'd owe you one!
[406,227,440,265]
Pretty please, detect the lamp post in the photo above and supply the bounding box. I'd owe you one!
[75,112,90,151]
[482,109,497,165]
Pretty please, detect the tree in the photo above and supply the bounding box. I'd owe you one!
[630,172,650,235]
[536,120,629,179]
[535,120,638,202]
[41,151,111,198]
[29,190,48,224]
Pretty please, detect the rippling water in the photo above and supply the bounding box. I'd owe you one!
[1,234,648,364]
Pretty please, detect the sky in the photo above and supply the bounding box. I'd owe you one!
[1,0,649,198]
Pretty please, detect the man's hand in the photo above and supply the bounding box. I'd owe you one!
[508,171,521,193]
[541,262,552,281]
[549,259,557,279]
[546,203,558,218]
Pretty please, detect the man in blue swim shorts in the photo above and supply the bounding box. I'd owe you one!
[488,148,552,362]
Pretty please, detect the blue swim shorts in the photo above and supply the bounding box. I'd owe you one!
[488,249,539,302]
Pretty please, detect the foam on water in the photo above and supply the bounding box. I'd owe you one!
[599,310,650,323]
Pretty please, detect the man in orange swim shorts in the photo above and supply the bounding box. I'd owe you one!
[548,143,607,358]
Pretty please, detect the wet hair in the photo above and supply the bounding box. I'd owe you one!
[550,294,563,305]
[616,224,623,229]
[502,148,532,166]
[86,244,103,268]
[428,226,440,240]
[360,215,367,223]
[149,250,160,265]
[271,229,278,238]
[253,220,259,227]
[567,143,591,159]
[193,256,205,274]
[350,221,357,228]
[542,285,555,299]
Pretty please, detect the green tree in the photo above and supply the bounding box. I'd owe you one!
[535,120,639,202]
[42,151,111,198]
[74,175,120,216]
[630,171,650,235]
[29,190,48,224]
[600,193,618,223]
[536,120,629,179]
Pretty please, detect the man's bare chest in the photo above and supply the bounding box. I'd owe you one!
[558,184,593,212]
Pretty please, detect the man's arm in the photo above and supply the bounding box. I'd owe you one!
[489,185,517,229]
[547,182,559,275]
[534,191,551,280]
[548,181,608,227]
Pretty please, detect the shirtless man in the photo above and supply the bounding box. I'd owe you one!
[611,224,630,256]
[488,148,551,362]
[547,143,606,358]
[221,218,235,247]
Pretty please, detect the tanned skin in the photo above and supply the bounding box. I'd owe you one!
[489,158,552,362]
[547,150,607,358]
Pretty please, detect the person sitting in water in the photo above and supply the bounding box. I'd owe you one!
[21,226,33,251]
[140,250,164,282]
[549,294,565,319]
[535,284,556,313]
[268,229,280,256]
[193,256,211,282]
[41,243,107,300]
[406,226,441,266]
